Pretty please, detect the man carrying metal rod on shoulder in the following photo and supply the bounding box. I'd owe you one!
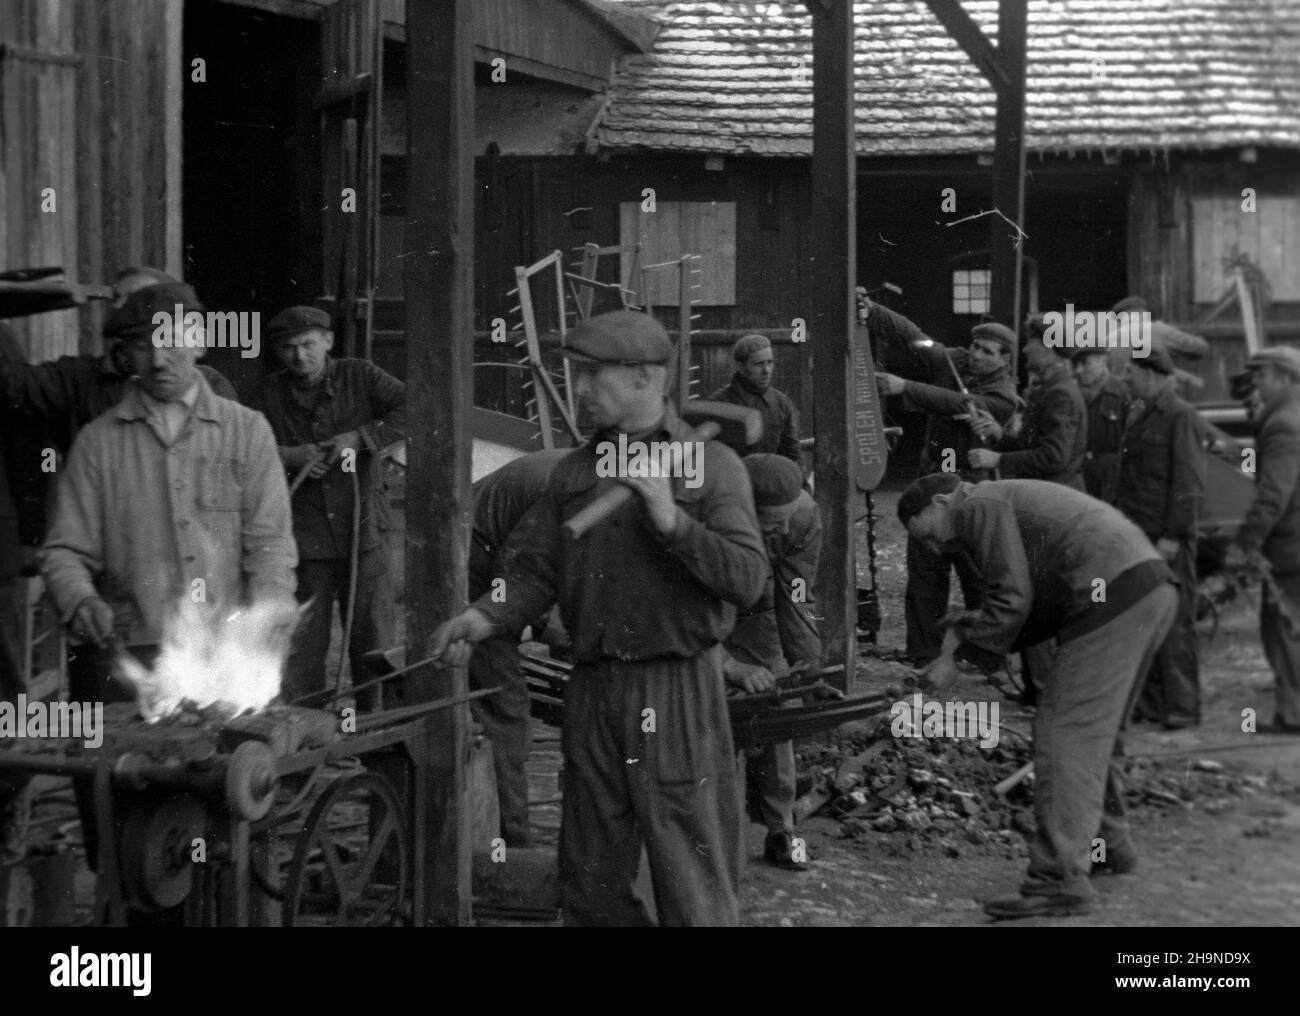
[864,292,1018,666]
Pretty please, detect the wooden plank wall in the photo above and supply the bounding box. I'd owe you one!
[0,0,180,361]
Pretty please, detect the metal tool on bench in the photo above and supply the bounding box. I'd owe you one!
[564,400,761,538]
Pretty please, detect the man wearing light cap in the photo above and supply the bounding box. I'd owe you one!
[242,305,406,702]
[1113,344,1205,729]
[897,473,1176,918]
[39,283,298,878]
[723,454,822,870]
[711,333,802,464]
[1224,345,1300,734]
[432,309,767,925]
[865,298,1018,665]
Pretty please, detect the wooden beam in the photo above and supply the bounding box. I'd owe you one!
[808,0,857,693]
[989,0,1028,338]
[404,0,474,927]
[923,0,1011,96]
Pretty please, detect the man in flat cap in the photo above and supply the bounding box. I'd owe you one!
[711,333,802,465]
[969,328,1087,491]
[39,284,298,877]
[242,306,406,702]
[1068,346,1131,503]
[898,473,1176,918]
[1111,345,1206,729]
[1224,346,1300,734]
[865,297,1018,666]
[723,453,822,870]
[432,309,767,926]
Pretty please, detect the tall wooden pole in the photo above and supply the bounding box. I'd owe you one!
[404,0,474,926]
[990,0,1028,341]
[808,0,857,691]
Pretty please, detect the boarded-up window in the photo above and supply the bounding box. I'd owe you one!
[1192,196,1300,302]
[619,201,736,306]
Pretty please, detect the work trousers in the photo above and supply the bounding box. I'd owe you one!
[468,632,533,847]
[1134,540,1200,726]
[559,646,742,926]
[905,536,983,662]
[284,545,394,702]
[1024,582,1176,900]
[1261,570,1300,728]
[744,739,796,836]
[0,579,29,808]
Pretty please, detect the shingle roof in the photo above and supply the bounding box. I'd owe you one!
[595,0,1300,155]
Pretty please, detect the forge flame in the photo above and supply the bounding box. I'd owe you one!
[115,597,301,723]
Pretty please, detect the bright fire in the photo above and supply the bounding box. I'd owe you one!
[116,597,301,723]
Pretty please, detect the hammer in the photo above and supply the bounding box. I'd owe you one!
[564,400,762,538]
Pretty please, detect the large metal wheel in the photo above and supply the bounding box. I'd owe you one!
[119,792,207,912]
[281,773,410,927]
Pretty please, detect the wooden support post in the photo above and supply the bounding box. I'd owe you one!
[808,0,857,692]
[404,0,473,927]
[989,0,1028,341]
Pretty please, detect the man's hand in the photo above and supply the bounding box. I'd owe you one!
[1223,544,1264,573]
[281,444,330,479]
[875,372,905,397]
[969,407,1003,442]
[430,608,495,667]
[326,430,363,467]
[918,652,959,692]
[619,474,679,537]
[968,448,1001,470]
[70,596,115,648]
[1156,537,1181,561]
[724,659,777,694]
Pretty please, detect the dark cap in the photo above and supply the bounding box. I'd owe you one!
[560,310,672,366]
[1131,344,1175,375]
[1245,346,1300,381]
[743,454,804,508]
[897,473,962,526]
[104,282,204,338]
[268,305,332,343]
[1023,314,1047,340]
[970,322,1016,352]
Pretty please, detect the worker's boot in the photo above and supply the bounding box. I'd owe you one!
[1090,839,1138,876]
[762,831,809,872]
[983,891,1093,920]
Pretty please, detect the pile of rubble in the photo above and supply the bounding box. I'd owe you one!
[796,720,1293,858]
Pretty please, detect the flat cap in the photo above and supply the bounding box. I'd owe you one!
[561,310,672,366]
[268,305,332,342]
[733,333,772,363]
[1131,344,1175,375]
[970,322,1016,352]
[744,454,804,509]
[897,473,962,526]
[1245,346,1300,380]
[104,282,204,338]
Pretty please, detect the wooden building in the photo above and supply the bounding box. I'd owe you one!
[3,0,1298,416]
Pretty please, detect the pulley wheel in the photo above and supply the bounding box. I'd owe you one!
[226,740,279,821]
[119,792,207,912]
[282,773,409,927]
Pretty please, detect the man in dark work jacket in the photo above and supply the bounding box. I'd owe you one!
[1069,347,1131,502]
[900,474,1175,919]
[868,300,1018,664]
[432,310,767,926]
[969,334,1087,490]
[1115,345,1205,729]
[710,333,802,464]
